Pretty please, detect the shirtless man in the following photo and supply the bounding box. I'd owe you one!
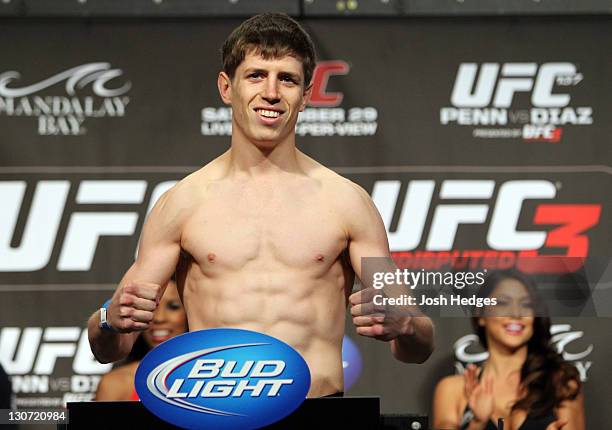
[88,13,434,398]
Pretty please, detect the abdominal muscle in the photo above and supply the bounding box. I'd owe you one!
[177,259,350,398]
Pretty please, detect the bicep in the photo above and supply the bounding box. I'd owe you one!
[121,192,183,288]
[344,185,392,279]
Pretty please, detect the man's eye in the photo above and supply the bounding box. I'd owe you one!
[281,76,296,83]
[249,72,263,79]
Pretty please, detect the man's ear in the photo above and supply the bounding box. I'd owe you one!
[299,83,313,112]
[218,71,232,105]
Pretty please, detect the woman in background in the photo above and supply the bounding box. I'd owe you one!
[433,270,584,430]
[95,280,187,401]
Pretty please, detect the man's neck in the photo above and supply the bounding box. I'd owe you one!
[228,132,302,177]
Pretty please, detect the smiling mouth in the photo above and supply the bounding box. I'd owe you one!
[504,323,525,335]
[254,108,285,120]
[150,329,172,342]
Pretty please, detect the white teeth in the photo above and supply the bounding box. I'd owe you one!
[152,330,170,337]
[258,109,280,118]
[506,323,523,332]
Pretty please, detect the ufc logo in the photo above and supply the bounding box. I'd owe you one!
[451,62,582,108]
[0,327,111,375]
[308,61,350,107]
[0,179,176,272]
[372,179,601,257]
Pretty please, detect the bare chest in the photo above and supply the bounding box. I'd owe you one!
[492,380,521,421]
[181,182,347,273]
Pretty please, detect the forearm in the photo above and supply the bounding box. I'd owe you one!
[87,310,137,363]
[390,316,434,363]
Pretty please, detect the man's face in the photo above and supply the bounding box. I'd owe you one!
[218,51,311,147]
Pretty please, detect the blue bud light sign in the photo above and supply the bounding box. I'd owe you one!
[135,329,311,430]
[342,336,363,390]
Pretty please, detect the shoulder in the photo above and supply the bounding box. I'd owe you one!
[316,171,385,240]
[433,374,466,428]
[106,361,137,382]
[312,167,373,213]
[329,175,372,208]
[96,362,138,401]
[435,374,464,398]
[149,157,225,220]
[160,166,209,206]
[296,151,371,207]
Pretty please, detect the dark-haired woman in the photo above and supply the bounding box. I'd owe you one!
[95,280,188,401]
[432,271,584,430]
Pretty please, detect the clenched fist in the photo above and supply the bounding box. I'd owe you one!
[107,281,163,332]
[349,286,417,341]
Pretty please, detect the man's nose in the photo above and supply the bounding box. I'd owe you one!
[262,77,280,103]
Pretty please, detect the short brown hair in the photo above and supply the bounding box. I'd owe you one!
[221,13,316,87]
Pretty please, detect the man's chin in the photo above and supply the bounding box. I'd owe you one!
[251,133,285,148]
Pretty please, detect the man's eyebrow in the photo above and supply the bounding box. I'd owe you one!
[243,68,267,74]
[279,71,301,81]
[243,68,301,81]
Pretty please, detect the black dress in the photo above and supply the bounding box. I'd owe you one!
[460,407,555,430]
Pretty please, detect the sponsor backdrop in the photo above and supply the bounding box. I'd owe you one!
[0,16,610,428]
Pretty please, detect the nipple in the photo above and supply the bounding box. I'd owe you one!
[315,254,325,262]
[207,253,216,263]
